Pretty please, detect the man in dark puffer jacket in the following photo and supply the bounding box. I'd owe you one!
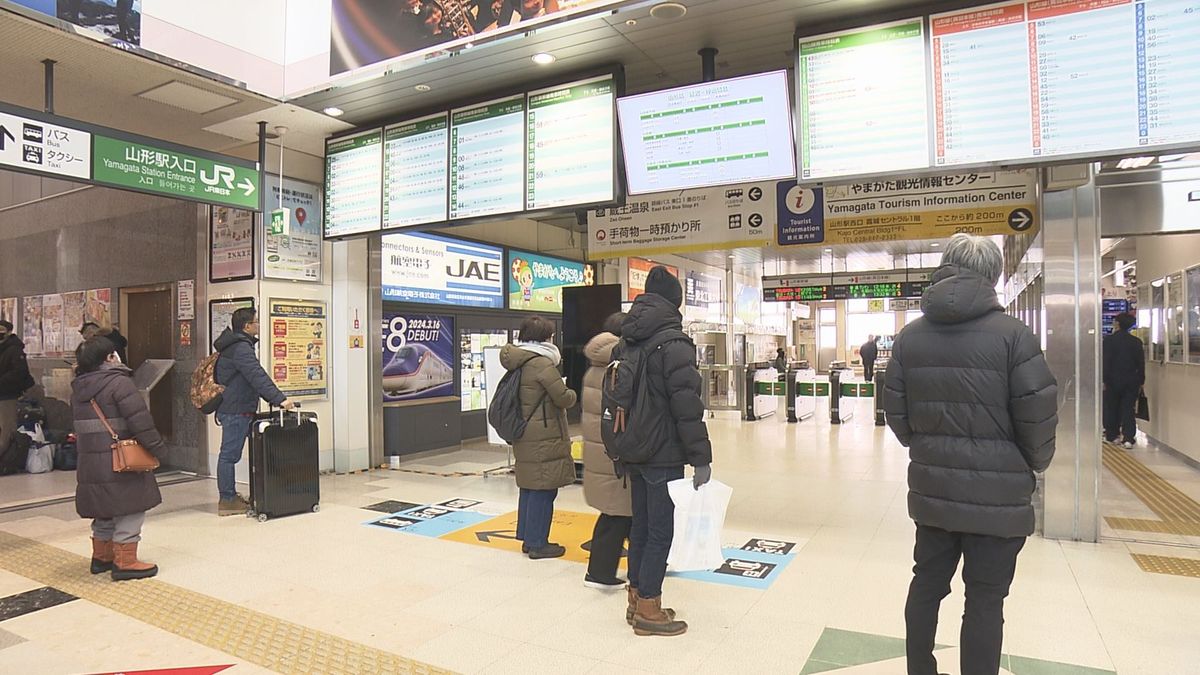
[885,234,1057,675]
[620,266,712,637]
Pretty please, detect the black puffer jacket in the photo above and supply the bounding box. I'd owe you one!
[884,265,1057,538]
[0,335,33,400]
[620,294,712,468]
[1103,329,1145,391]
[213,329,285,415]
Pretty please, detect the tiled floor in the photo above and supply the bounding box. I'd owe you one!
[0,413,1196,673]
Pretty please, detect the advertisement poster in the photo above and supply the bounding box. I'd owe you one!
[381,231,504,308]
[685,271,722,309]
[382,312,454,403]
[209,298,254,354]
[329,0,623,76]
[507,250,591,313]
[84,288,111,326]
[0,298,16,326]
[268,299,328,398]
[177,280,195,320]
[627,258,680,302]
[62,291,86,353]
[210,206,255,282]
[776,169,1038,247]
[22,295,43,356]
[41,294,64,355]
[264,177,324,282]
[11,1,142,44]
[460,329,509,412]
[589,182,774,260]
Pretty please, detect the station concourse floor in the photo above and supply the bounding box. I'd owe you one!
[0,409,1196,675]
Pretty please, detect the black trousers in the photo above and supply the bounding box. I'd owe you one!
[863,360,876,382]
[1103,385,1139,443]
[587,513,632,581]
[906,525,1026,675]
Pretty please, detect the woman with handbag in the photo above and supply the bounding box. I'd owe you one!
[71,337,163,581]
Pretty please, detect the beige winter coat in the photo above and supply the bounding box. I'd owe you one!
[581,333,632,517]
[499,344,578,490]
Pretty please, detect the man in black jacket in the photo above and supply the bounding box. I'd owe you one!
[212,308,292,516]
[861,335,879,381]
[884,234,1057,675]
[1103,313,1145,448]
[0,320,33,454]
[620,266,712,637]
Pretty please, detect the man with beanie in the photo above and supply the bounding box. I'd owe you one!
[0,320,33,454]
[618,265,712,637]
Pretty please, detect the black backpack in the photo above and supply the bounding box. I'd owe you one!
[601,332,690,465]
[487,369,546,444]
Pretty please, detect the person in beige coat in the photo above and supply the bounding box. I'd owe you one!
[499,315,577,560]
[582,313,632,590]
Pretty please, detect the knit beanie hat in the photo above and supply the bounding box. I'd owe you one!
[644,266,683,307]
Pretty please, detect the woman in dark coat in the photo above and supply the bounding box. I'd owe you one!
[72,337,164,581]
[499,315,577,560]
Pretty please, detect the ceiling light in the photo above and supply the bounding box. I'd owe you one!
[625,19,638,26]
[464,42,475,49]
[930,242,940,248]
[532,52,557,65]
[1116,156,1156,170]
[824,248,833,253]
[322,106,344,117]
[650,2,688,20]
[415,84,432,92]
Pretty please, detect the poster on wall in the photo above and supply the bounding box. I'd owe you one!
[328,0,623,76]
[84,288,111,326]
[685,271,722,309]
[209,298,255,354]
[22,295,43,356]
[11,0,142,45]
[210,206,255,282]
[381,231,505,308]
[177,280,195,320]
[264,177,323,281]
[0,298,16,327]
[382,312,454,403]
[460,329,509,412]
[507,250,591,313]
[41,294,64,356]
[267,299,328,398]
[627,258,680,302]
[62,291,86,354]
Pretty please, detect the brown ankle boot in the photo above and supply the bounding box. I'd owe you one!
[111,542,158,581]
[90,538,114,575]
[632,595,687,636]
[626,585,675,625]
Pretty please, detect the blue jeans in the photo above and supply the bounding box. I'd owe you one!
[516,488,557,550]
[216,412,253,500]
[627,464,684,599]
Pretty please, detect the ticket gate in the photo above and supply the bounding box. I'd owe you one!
[787,368,821,423]
[744,366,780,421]
[828,367,860,424]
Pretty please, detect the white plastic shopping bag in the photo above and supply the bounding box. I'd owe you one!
[25,444,53,474]
[666,478,733,572]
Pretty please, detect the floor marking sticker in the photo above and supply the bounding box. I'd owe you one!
[670,543,797,590]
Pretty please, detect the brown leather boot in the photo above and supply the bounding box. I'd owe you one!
[90,538,114,575]
[111,542,158,581]
[626,585,675,625]
[632,595,687,637]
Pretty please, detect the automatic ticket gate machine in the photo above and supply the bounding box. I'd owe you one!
[786,363,820,423]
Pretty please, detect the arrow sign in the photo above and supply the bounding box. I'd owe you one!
[748,186,763,201]
[748,213,764,228]
[239,177,256,197]
[1008,208,1033,232]
[0,125,12,150]
[475,529,518,543]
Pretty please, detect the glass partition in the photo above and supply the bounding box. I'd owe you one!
[1151,279,1165,362]
[1167,273,1185,363]
[1188,266,1200,365]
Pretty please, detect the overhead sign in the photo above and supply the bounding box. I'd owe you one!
[381,232,504,308]
[508,250,591,313]
[92,135,259,209]
[685,271,722,308]
[777,169,1038,247]
[588,182,773,259]
[627,257,680,302]
[324,129,383,238]
[0,110,90,179]
[264,177,323,282]
[763,269,936,302]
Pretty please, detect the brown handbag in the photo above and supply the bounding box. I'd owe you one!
[90,400,160,473]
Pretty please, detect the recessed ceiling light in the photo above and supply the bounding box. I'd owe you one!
[625,19,638,26]
[532,52,557,65]
[930,242,941,248]
[824,248,833,253]
[322,106,344,117]
[464,42,475,49]
[650,2,688,20]
[415,84,432,92]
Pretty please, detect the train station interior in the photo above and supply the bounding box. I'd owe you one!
[0,1,1198,674]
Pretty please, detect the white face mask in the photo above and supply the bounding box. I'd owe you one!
[107,352,123,365]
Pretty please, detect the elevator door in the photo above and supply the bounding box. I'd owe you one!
[124,288,173,439]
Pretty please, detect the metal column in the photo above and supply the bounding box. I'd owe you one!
[1041,169,1102,543]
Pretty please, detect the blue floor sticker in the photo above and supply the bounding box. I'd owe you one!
[365,505,492,538]
[669,545,796,589]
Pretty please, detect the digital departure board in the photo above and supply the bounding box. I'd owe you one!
[383,114,448,229]
[324,129,382,238]
[798,20,930,180]
[450,96,526,220]
[527,75,616,210]
[763,270,934,302]
[617,70,796,194]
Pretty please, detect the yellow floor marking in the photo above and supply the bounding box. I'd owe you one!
[438,509,623,567]
[1102,443,1200,524]
[0,530,453,675]
[1131,553,1200,579]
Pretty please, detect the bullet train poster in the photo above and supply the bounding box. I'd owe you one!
[382,312,455,403]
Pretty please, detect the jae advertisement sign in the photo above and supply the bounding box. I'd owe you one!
[382,232,504,308]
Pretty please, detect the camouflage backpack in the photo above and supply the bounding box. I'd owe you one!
[189,352,224,414]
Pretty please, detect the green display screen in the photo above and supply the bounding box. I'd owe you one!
[848,283,904,299]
